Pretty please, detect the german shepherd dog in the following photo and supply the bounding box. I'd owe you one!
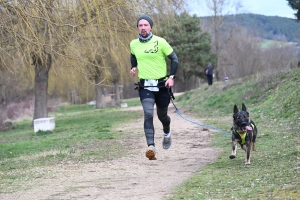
[229,103,258,165]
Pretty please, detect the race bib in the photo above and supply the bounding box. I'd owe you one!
[144,79,159,92]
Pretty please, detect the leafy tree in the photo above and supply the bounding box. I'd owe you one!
[159,12,216,90]
[0,0,186,105]
[0,0,136,120]
[287,0,300,20]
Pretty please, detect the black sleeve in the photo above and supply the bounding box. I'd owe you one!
[131,53,137,69]
[167,51,178,75]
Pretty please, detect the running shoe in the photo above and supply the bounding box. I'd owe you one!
[145,145,156,160]
[162,132,172,149]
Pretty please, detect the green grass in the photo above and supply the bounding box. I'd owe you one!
[123,97,141,107]
[0,106,140,184]
[166,116,298,199]
[166,67,300,200]
[0,68,299,199]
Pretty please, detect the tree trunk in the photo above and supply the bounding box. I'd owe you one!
[95,76,103,109]
[114,82,121,106]
[32,53,51,122]
[69,89,76,104]
[182,70,188,91]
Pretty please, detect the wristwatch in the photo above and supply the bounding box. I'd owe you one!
[169,75,176,80]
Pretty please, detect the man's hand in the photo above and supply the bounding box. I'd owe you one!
[165,77,174,88]
[130,67,137,77]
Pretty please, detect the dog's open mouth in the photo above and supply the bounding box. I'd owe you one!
[238,126,247,132]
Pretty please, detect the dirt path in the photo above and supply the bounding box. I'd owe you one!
[1,105,219,200]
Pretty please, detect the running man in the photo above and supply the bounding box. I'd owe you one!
[130,14,179,160]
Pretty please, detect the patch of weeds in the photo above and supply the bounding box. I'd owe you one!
[167,113,299,200]
[35,130,53,136]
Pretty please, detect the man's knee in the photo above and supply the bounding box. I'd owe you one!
[142,98,155,119]
[157,107,170,123]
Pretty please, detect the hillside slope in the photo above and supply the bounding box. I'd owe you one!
[202,14,300,42]
[177,67,300,122]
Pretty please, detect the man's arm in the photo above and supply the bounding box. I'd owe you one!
[130,53,138,77]
[165,51,178,88]
[167,51,178,76]
[131,53,137,68]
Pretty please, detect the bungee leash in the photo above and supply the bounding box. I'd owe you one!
[133,81,232,138]
[168,90,232,139]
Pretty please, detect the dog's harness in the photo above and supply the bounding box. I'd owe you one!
[238,131,247,145]
[234,123,255,144]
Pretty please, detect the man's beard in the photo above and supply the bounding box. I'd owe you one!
[141,32,149,38]
[138,32,153,43]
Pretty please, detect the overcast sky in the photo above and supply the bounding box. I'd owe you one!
[189,0,295,19]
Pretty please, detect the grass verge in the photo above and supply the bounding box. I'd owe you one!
[166,68,300,199]
[0,105,141,190]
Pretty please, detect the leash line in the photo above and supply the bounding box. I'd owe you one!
[169,92,232,139]
[133,81,232,138]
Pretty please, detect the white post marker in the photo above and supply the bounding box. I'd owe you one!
[33,117,55,133]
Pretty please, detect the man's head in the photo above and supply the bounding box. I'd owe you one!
[137,14,153,28]
[137,14,153,38]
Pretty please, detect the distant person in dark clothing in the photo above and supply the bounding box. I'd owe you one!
[205,63,213,85]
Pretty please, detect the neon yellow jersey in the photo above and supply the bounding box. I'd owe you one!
[130,35,173,80]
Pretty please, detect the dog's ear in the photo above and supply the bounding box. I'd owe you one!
[242,103,247,112]
[233,104,239,114]
[246,110,250,116]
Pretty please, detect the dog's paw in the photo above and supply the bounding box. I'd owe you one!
[245,163,251,166]
[229,155,236,159]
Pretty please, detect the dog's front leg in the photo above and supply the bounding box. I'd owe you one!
[245,144,251,165]
[252,142,256,151]
[229,140,238,159]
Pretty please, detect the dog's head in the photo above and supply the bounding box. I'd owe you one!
[233,103,250,133]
